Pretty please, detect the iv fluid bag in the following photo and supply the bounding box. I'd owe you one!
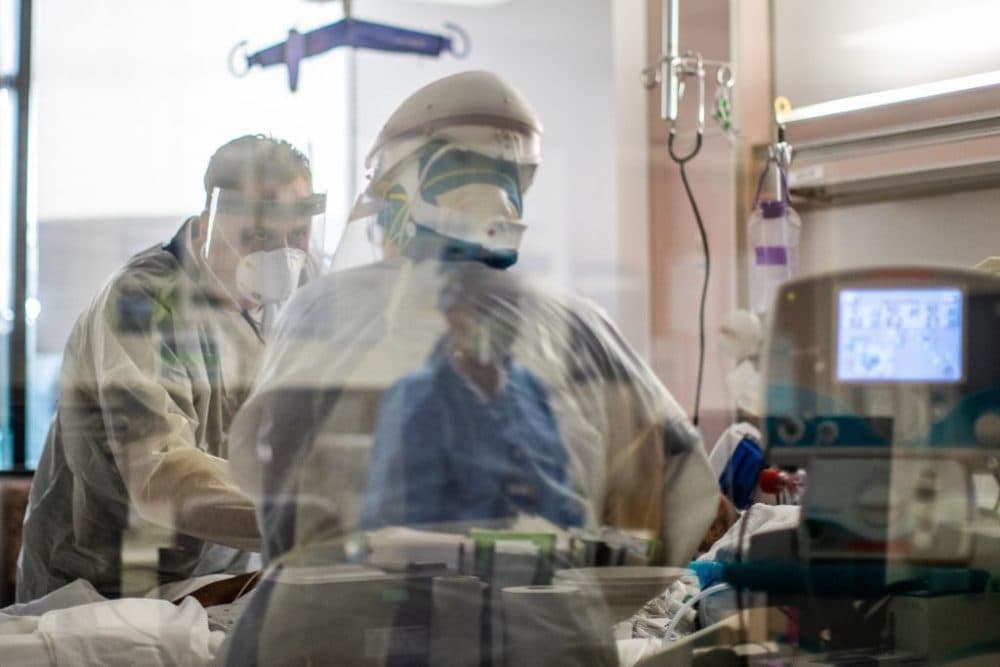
[748,199,800,316]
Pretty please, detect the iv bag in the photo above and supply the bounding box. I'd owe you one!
[747,152,800,317]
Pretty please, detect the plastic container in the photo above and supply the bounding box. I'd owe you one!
[747,144,800,317]
[747,199,800,316]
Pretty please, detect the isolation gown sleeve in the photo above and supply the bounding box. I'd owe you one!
[81,272,261,552]
[566,298,718,566]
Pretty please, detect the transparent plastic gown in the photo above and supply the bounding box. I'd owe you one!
[18,221,264,602]
[18,181,327,602]
[222,247,718,665]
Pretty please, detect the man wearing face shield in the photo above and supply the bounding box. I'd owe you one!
[222,72,717,665]
[17,135,325,602]
[202,185,326,337]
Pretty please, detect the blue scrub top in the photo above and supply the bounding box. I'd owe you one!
[362,348,583,530]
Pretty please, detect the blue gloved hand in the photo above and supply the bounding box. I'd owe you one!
[688,560,725,589]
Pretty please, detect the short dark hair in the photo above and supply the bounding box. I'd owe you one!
[203,134,312,210]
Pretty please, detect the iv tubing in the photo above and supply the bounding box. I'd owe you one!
[669,131,709,427]
[664,582,731,639]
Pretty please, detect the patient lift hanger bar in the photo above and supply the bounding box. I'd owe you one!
[229,0,469,92]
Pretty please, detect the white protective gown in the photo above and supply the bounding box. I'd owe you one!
[18,219,262,602]
[222,255,718,666]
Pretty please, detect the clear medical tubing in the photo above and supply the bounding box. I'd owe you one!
[663,582,731,639]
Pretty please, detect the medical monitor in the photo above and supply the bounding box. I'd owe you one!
[836,287,963,383]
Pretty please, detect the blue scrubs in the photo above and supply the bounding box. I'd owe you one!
[362,348,583,529]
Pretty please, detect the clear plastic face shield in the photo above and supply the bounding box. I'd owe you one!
[331,125,540,272]
[202,187,327,311]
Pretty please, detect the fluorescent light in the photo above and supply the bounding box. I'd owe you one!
[837,5,1000,59]
[776,70,1000,124]
[307,0,510,4]
[409,0,511,4]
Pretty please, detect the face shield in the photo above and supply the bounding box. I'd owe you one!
[203,187,327,309]
[331,125,539,272]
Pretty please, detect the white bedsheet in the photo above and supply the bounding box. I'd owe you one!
[698,503,800,563]
[1,580,223,666]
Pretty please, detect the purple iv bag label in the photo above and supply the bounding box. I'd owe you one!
[755,245,789,266]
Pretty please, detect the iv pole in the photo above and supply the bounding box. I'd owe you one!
[661,0,680,126]
[641,0,733,428]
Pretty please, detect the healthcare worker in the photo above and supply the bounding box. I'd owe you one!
[221,72,718,665]
[361,263,585,530]
[17,135,326,601]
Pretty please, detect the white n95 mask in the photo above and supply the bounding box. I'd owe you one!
[235,248,307,306]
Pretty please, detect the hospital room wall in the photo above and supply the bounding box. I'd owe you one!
[798,189,1000,274]
[771,0,1000,276]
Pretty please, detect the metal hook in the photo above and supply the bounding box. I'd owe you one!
[640,64,661,90]
[713,63,735,135]
[694,53,706,135]
[716,64,734,89]
[443,22,470,59]
[676,51,705,136]
[642,51,730,141]
[663,51,705,142]
[228,40,251,78]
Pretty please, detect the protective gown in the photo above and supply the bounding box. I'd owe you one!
[361,345,584,530]
[17,219,262,602]
[221,254,718,666]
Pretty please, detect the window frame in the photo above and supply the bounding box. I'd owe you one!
[2,0,32,471]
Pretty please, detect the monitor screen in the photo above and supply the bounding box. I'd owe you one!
[837,288,963,382]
